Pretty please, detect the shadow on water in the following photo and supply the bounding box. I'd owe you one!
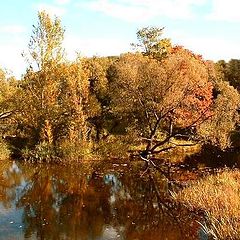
[0,160,205,240]
[184,144,240,168]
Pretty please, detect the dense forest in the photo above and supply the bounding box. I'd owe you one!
[0,11,239,163]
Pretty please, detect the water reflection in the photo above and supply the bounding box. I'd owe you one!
[0,161,201,239]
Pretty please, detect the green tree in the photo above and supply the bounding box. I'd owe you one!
[131,27,172,60]
[215,60,227,80]
[216,59,240,91]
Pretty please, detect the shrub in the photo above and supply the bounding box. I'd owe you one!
[95,135,130,159]
[22,141,56,162]
[57,139,94,162]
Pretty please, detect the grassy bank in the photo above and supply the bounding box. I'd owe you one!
[174,169,240,239]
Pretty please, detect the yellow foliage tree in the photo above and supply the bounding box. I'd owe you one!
[17,12,97,160]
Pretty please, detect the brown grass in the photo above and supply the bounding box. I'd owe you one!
[174,169,240,239]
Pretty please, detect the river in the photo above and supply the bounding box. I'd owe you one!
[0,160,205,240]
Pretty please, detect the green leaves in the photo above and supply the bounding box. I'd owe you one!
[131,26,172,60]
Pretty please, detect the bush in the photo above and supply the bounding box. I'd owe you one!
[57,139,94,162]
[22,141,57,162]
[95,135,130,159]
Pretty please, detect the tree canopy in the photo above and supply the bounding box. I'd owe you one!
[110,47,216,155]
[0,14,239,162]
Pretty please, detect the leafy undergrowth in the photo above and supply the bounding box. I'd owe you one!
[0,140,10,160]
[174,169,240,239]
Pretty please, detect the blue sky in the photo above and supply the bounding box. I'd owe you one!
[1,0,240,78]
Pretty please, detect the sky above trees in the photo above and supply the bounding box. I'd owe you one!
[0,0,240,78]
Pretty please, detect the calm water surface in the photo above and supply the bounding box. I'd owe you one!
[0,160,203,240]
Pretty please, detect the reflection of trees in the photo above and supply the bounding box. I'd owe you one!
[16,165,112,240]
[0,161,23,208]
[0,161,201,240]
[57,171,111,240]
[109,167,200,240]
[17,170,59,239]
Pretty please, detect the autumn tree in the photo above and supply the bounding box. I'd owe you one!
[199,61,240,149]
[197,80,239,149]
[0,69,16,120]
[27,11,65,70]
[110,47,219,161]
[81,56,117,141]
[16,11,65,145]
[0,69,19,159]
[0,69,18,133]
[226,59,240,91]
[57,60,101,143]
[15,11,97,160]
[131,26,172,60]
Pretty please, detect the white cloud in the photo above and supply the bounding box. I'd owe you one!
[83,0,207,22]
[0,26,27,78]
[73,0,240,22]
[208,0,240,22]
[0,25,26,34]
[64,29,240,75]
[0,33,130,78]
[64,34,130,59]
[54,0,71,5]
[0,42,27,79]
[36,3,66,17]
[86,0,153,22]
[169,30,240,61]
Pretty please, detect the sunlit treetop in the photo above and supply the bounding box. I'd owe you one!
[131,26,172,60]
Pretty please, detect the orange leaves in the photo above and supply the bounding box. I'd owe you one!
[170,45,203,62]
[111,46,215,142]
[161,47,214,128]
[173,81,214,127]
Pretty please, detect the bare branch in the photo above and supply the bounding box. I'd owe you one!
[153,146,175,154]
[0,111,13,120]
[169,141,198,147]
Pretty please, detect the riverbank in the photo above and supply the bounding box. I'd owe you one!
[174,169,240,239]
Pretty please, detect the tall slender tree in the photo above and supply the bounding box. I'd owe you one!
[17,12,94,160]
